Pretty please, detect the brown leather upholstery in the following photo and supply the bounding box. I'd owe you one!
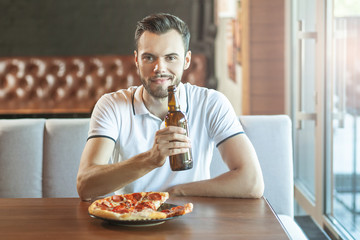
[0,55,206,114]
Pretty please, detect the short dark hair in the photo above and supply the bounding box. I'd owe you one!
[134,13,190,53]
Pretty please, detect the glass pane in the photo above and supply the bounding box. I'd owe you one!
[296,38,317,197]
[303,40,316,114]
[328,1,360,238]
[298,0,317,32]
[294,0,317,198]
[332,116,360,239]
[296,120,316,197]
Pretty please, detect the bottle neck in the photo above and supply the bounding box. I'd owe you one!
[168,89,180,111]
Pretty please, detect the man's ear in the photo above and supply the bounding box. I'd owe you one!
[134,50,139,68]
[184,51,192,70]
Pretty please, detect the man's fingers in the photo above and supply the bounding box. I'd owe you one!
[168,141,191,149]
[157,133,189,143]
[155,136,191,147]
[157,126,186,134]
[153,126,191,161]
[168,147,191,156]
[155,127,190,144]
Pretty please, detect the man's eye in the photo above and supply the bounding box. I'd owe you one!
[143,56,154,62]
[166,56,177,61]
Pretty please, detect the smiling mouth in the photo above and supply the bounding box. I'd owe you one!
[150,74,173,83]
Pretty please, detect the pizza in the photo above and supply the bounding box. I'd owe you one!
[88,192,193,221]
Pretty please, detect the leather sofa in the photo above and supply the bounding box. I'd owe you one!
[0,115,307,239]
[0,55,207,115]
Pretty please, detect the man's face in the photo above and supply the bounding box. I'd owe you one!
[135,29,191,98]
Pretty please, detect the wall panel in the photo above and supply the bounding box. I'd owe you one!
[242,0,285,115]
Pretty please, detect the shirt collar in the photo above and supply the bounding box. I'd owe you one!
[132,82,188,116]
[133,85,148,115]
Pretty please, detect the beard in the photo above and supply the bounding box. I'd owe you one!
[140,73,182,99]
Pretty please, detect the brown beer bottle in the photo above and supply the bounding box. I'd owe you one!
[164,85,193,171]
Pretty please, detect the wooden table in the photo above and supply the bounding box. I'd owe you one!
[0,196,289,240]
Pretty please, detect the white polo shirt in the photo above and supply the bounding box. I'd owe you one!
[88,82,244,194]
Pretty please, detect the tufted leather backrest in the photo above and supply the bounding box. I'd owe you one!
[0,55,207,114]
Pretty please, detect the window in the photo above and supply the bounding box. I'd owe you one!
[326,0,360,238]
[291,0,360,239]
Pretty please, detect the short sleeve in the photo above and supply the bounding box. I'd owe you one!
[88,94,120,142]
[205,90,244,147]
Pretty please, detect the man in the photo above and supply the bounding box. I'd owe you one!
[77,13,264,201]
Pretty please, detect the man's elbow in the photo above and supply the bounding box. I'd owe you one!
[234,165,265,198]
[242,169,264,198]
[249,178,264,198]
[77,175,92,201]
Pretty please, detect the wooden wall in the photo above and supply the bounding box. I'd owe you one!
[242,0,285,115]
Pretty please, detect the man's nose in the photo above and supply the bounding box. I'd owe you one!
[154,59,166,73]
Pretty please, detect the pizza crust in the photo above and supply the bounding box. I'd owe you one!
[89,205,167,220]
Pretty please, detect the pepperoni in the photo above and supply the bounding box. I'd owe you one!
[98,201,113,210]
[111,195,124,202]
[170,206,184,211]
[132,193,142,201]
[124,193,142,206]
[135,201,156,211]
[161,206,179,213]
[112,202,135,214]
[161,206,185,217]
[124,194,135,202]
[99,200,113,208]
[112,205,124,212]
[147,193,161,200]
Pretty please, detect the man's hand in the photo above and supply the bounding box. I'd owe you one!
[148,126,191,168]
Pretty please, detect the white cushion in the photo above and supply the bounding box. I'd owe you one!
[0,119,45,198]
[42,118,89,197]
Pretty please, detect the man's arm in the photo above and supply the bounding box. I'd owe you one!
[167,134,264,198]
[76,126,191,201]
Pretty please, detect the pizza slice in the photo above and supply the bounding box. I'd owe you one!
[161,203,193,218]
